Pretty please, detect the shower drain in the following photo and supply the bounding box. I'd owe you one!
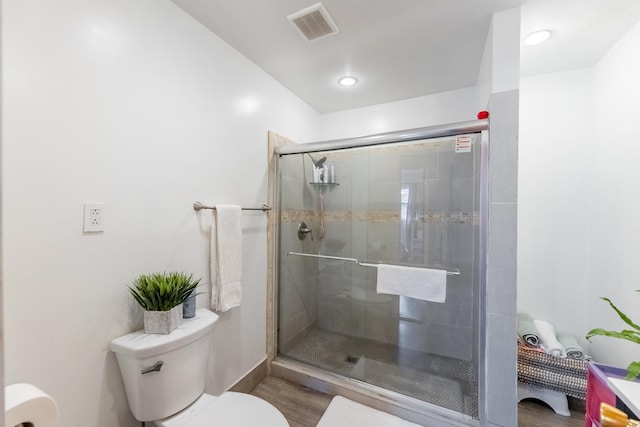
[345,355,361,364]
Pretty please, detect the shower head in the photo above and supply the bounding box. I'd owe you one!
[314,156,327,168]
[306,153,327,168]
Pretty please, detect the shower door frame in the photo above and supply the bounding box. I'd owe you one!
[270,119,489,426]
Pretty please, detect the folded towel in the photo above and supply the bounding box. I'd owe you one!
[376,264,446,303]
[557,332,587,360]
[517,313,541,347]
[533,319,567,358]
[210,205,242,312]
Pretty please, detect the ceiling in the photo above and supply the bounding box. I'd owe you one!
[171,0,640,114]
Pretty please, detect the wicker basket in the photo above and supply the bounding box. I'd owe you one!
[517,342,588,399]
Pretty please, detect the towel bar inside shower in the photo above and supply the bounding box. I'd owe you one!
[285,251,461,276]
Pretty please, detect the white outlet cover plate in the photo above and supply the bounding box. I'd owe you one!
[83,202,104,233]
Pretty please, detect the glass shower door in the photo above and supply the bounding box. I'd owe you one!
[277,132,482,419]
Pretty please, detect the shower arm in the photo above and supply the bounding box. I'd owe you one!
[306,153,327,168]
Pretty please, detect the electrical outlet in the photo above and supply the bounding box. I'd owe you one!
[83,203,104,233]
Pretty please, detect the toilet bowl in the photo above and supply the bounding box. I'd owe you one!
[110,309,288,426]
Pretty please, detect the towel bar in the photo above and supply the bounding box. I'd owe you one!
[285,251,460,276]
[193,202,272,212]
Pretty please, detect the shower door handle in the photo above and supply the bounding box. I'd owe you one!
[297,222,313,241]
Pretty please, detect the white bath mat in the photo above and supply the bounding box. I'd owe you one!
[316,395,422,427]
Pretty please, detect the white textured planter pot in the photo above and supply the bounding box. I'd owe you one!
[144,304,183,334]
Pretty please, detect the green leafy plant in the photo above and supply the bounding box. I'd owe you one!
[586,292,640,380]
[128,271,201,312]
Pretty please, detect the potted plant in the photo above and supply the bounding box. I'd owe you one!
[586,292,640,380]
[129,271,201,334]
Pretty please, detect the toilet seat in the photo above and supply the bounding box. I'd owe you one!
[155,392,289,427]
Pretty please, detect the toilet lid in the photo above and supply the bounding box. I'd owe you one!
[155,392,289,427]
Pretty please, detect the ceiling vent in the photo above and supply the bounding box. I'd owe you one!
[287,3,339,42]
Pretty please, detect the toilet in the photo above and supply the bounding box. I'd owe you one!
[110,308,288,426]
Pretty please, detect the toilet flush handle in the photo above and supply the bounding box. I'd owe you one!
[141,360,164,375]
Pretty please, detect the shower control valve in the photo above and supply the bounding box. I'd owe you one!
[297,222,313,241]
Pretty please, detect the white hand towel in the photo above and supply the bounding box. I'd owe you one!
[376,264,446,303]
[533,319,567,358]
[210,205,242,312]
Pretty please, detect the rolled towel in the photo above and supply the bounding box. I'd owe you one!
[533,319,567,357]
[557,332,587,360]
[517,313,540,347]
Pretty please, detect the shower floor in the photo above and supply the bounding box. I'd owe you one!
[283,328,478,418]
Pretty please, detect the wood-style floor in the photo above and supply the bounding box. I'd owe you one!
[250,376,586,427]
[251,376,332,427]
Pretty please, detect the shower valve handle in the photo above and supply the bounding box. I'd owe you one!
[297,222,313,241]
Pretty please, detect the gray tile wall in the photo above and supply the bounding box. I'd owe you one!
[278,156,321,351]
[279,137,483,365]
[483,89,519,427]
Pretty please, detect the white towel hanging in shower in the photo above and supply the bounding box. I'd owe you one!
[376,264,446,303]
[210,205,242,312]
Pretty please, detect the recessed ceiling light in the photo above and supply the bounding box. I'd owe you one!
[338,76,358,87]
[523,30,551,46]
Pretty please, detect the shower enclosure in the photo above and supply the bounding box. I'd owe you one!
[274,121,487,423]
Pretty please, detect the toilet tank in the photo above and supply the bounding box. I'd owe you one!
[110,308,219,422]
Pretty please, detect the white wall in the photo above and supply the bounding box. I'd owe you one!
[588,18,640,368]
[476,8,521,103]
[2,1,319,426]
[319,13,524,143]
[319,86,484,141]
[318,8,520,144]
[518,69,592,344]
[0,2,4,424]
[518,18,640,368]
